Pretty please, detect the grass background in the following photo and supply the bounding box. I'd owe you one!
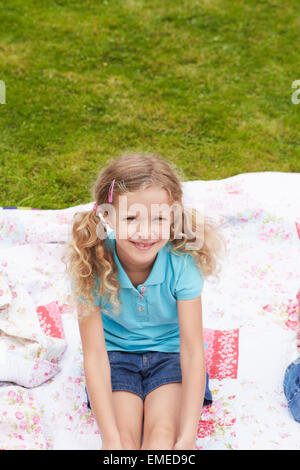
[0,0,299,209]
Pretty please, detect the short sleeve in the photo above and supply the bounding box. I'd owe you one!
[175,254,204,300]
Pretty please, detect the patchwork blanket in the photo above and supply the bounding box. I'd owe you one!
[0,171,299,450]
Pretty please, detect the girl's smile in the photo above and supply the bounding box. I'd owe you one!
[129,240,158,251]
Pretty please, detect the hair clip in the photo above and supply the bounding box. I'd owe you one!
[108,178,116,203]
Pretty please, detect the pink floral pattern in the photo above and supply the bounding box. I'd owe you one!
[261,299,299,331]
[0,386,53,450]
[36,301,65,339]
[27,360,62,387]
[295,222,300,240]
[204,329,239,380]
[195,380,238,449]
[195,330,239,447]
[1,172,300,450]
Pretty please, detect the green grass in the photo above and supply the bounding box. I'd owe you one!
[0,0,299,209]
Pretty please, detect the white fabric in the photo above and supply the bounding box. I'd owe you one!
[0,276,67,388]
[0,171,299,450]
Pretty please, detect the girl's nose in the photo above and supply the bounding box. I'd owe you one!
[136,223,150,238]
[136,230,151,240]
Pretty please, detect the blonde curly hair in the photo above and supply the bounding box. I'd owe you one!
[61,152,227,322]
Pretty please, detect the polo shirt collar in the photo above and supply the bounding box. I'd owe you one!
[106,230,168,288]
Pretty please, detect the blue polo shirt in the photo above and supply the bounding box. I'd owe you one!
[75,229,204,353]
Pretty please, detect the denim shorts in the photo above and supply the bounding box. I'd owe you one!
[283,357,300,423]
[85,350,213,406]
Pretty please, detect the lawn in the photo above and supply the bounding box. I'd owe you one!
[0,0,299,209]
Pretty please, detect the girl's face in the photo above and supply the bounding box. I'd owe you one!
[107,186,173,272]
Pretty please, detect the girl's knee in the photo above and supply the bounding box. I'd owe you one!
[120,431,141,450]
[121,439,140,450]
[141,426,176,450]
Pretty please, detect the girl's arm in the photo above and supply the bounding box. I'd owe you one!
[77,303,122,449]
[175,295,206,450]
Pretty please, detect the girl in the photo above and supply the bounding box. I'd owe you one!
[62,152,227,450]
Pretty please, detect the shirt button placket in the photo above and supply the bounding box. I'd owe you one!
[137,286,147,321]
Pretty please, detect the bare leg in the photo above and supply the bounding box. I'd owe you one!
[110,390,144,450]
[141,383,182,450]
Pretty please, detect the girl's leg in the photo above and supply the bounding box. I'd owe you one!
[111,390,144,450]
[141,383,182,450]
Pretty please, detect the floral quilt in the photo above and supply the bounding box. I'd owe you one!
[0,171,299,450]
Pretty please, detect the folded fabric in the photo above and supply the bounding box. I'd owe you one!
[0,275,67,388]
